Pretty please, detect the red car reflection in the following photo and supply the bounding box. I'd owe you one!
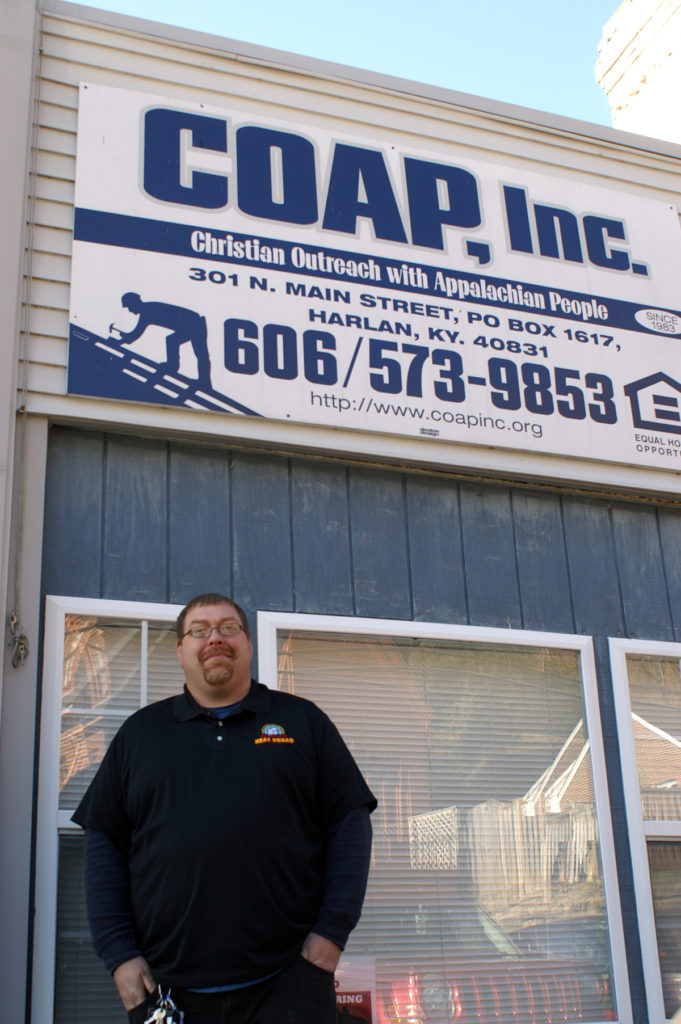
[342,898,615,1024]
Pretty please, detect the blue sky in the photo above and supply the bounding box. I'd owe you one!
[75,0,620,126]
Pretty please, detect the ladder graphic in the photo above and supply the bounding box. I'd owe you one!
[69,327,262,417]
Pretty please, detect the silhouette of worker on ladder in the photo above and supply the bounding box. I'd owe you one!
[111,292,212,386]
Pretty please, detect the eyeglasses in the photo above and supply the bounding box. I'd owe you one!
[181,622,247,639]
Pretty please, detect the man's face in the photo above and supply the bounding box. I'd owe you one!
[176,601,253,707]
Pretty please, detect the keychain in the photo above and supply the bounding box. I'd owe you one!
[143,986,184,1024]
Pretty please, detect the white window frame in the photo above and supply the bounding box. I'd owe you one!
[258,611,632,1024]
[33,595,183,1024]
[610,637,681,1024]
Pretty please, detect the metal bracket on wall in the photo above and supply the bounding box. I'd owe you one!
[8,613,29,667]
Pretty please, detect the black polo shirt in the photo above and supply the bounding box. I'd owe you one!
[73,681,376,988]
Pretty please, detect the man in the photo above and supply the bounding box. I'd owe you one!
[73,594,376,1023]
[114,292,212,385]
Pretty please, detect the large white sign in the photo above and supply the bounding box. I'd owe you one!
[69,83,681,470]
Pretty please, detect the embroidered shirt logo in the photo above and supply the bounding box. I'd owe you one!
[255,723,295,745]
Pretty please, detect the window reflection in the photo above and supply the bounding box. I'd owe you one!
[279,632,616,1024]
[55,613,178,1023]
[627,656,681,822]
[648,842,681,1018]
[59,618,176,802]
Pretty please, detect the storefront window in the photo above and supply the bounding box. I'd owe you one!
[54,835,125,1023]
[277,629,618,1024]
[648,841,681,1018]
[36,600,180,1024]
[613,647,681,1022]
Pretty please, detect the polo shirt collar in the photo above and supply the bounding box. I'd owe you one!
[173,679,271,721]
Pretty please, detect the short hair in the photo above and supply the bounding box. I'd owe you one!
[176,593,250,639]
[121,291,141,310]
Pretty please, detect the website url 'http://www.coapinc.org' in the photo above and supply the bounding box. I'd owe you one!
[309,391,544,439]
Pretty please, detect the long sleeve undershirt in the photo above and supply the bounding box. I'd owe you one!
[84,805,373,974]
[83,828,141,973]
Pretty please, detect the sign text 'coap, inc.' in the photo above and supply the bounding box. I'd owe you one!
[143,109,646,277]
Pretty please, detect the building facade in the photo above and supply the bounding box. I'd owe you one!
[596,0,681,144]
[3,3,681,1022]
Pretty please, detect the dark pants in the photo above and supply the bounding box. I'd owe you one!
[129,957,338,1024]
[164,317,211,384]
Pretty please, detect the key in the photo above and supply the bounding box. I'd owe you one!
[163,990,184,1024]
[144,988,184,1024]
[143,1011,167,1024]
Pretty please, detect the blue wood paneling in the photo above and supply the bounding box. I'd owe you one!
[43,427,681,647]
[611,504,674,640]
[459,483,522,628]
[42,430,104,597]
[168,444,231,604]
[101,435,168,602]
[655,508,681,641]
[406,475,467,623]
[512,491,573,632]
[348,467,412,619]
[290,460,353,615]
[230,450,293,623]
[562,498,623,637]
